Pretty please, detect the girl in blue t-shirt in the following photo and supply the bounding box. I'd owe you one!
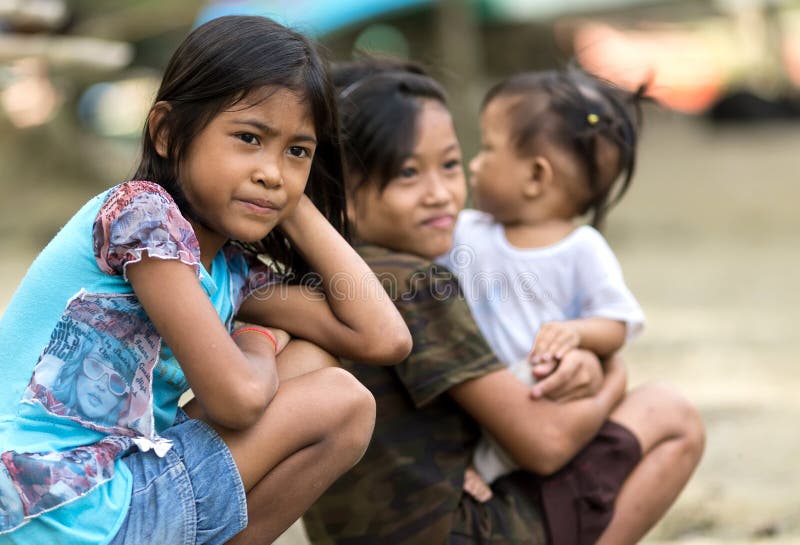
[0,16,411,545]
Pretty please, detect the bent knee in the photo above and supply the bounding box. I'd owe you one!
[315,367,376,459]
[613,383,705,455]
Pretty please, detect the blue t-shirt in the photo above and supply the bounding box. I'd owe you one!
[0,181,275,544]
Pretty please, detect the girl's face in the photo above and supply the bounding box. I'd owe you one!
[469,96,533,223]
[350,100,466,259]
[75,357,128,420]
[177,87,316,251]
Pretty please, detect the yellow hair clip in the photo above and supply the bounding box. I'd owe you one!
[587,113,600,125]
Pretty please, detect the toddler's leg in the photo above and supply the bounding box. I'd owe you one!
[209,342,375,544]
[596,383,705,545]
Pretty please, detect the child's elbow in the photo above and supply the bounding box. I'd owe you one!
[515,428,573,475]
[522,447,570,476]
[371,326,413,365]
[212,376,278,430]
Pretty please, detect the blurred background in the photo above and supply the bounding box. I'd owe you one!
[1,1,798,543]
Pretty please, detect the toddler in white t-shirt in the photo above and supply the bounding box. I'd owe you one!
[441,67,648,495]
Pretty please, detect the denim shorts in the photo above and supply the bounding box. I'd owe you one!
[108,410,248,545]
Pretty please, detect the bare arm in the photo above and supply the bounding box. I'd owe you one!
[569,317,626,357]
[531,318,626,364]
[128,256,278,430]
[450,351,627,475]
[238,195,412,365]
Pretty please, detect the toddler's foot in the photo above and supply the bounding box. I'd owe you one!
[463,466,493,502]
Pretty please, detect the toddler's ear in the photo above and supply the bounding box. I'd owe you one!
[523,156,552,198]
[148,101,172,158]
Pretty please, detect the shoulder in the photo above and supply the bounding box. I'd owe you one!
[574,225,608,244]
[357,244,459,302]
[97,181,177,216]
[93,180,200,278]
[568,227,627,284]
[563,225,617,258]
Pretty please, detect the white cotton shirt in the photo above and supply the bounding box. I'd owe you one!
[439,209,644,366]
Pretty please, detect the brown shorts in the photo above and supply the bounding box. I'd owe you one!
[538,420,642,545]
[450,420,641,545]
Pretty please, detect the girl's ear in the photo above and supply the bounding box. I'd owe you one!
[345,195,358,226]
[524,156,553,199]
[148,101,172,158]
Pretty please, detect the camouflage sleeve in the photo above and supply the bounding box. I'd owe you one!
[393,262,504,407]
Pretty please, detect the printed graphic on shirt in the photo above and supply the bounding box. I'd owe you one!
[224,245,280,318]
[0,291,161,533]
[93,181,200,279]
[1,436,131,529]
[23,291,160,436]
[0,464,24,532]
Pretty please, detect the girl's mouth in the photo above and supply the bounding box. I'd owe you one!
[237,198,280,215]
[422,215,455,230]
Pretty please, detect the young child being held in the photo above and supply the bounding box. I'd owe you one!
[441,67,647,494]
[0,15,410,545]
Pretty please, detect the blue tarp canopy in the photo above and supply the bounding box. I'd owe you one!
[196,0,676,36]
[195,0,433,36]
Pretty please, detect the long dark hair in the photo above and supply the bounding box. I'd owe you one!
[483,66,648,229]
[332,58,448,194]
[133,15,346,279]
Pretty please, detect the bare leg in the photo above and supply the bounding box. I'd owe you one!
[596,383,705,545]
[186,340,374,544]
[275,338,339,381]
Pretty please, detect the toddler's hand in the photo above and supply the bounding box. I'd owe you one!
[463,466,493,503]
[531,348,603,402]
[529,321,580,365]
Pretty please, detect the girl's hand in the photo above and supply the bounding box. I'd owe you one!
[529,321,580,364]
[463,466,493,503]
[530,348,603,402]
[232,322,291,354]
[267,327,291,354]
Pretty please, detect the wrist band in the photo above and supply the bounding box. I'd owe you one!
[232,327,278,353]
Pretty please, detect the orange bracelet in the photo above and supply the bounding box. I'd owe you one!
[231,327,278,353]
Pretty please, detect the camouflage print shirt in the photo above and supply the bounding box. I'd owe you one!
[304,245,546,545]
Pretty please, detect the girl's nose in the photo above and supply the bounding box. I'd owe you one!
[423,174,452,205]
[252,159,282,188]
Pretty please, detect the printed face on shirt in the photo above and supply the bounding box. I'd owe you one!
[178,86,316,248]
[24,294,158,436]
[75,354,129,420]
[469,96,534,224]
[350,99,466,259]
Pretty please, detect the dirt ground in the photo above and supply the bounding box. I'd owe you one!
[1,110,798,543]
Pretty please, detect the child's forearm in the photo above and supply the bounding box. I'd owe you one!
[232,332,279,403]
[279,197,411,363]
[567,318,627,357]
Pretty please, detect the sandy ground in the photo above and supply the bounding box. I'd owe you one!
[1,111,798,543]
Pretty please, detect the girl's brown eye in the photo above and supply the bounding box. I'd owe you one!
[289,146,311,159]
[237,133,259,145]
